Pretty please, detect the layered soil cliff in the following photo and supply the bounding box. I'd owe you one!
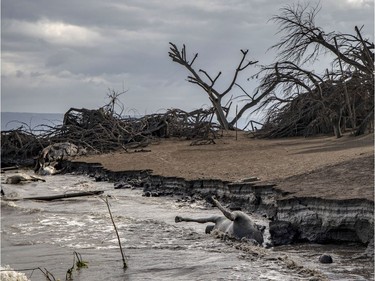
[69,132,374,247]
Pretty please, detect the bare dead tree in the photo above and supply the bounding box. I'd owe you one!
[104,88,127,117]
[270,3,373,73]
[168,42,259,130]
[255,2,374,138]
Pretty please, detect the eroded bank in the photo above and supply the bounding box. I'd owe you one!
[64,160,374,251]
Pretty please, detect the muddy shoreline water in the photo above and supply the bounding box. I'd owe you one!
[63,160,374,252]
[2,161,374,280]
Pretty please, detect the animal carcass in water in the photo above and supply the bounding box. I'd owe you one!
[175,197,265,245]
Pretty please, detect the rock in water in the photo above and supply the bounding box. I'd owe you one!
[319,254,333,264]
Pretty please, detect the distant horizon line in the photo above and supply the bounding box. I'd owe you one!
[2,111,65,115]
[1,111,146,118]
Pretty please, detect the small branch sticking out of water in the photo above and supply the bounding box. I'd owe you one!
[38,267,56,281]
[0,267,58,281]
[103,195,128,269]
[66,251,88,280]
[2,252,88,281]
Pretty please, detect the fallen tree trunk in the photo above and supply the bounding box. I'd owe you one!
[21,190,104,201]
[1,166,20,172]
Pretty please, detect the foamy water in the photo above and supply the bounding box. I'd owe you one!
[1,171,373,280]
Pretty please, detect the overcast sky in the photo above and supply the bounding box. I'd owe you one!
[1,0,373,123]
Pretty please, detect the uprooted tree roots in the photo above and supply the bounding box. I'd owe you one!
[1,107,221,165]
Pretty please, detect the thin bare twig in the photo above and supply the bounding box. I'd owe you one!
[102,196,128,269]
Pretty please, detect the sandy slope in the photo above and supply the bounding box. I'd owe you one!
[75,131,374,201]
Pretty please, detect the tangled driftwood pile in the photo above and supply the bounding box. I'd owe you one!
[1,107,220,166]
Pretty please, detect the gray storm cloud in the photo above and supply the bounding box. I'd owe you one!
[1,0,373,118]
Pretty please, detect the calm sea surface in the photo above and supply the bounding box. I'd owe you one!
[1,171,373,281]
[1,112,64,132]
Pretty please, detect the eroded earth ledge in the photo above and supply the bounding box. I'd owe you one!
[64,159,374,250]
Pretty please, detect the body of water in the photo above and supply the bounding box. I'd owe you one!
[1,112,64,132]
[1,171,373,281]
